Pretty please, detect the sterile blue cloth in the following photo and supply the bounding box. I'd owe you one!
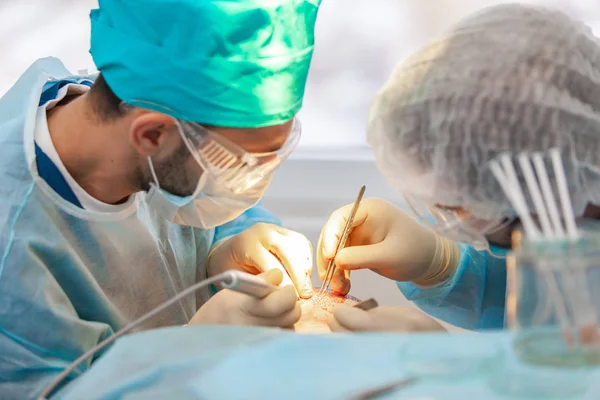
[0,58,280,399]
[398,244,509,330]
[58,326,600,400]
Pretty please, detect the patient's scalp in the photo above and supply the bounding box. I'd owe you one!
[294,290,360,334]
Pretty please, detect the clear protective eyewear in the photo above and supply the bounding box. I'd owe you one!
[176,119,301,194]
[403,193,514,250]
[126,99,301,194]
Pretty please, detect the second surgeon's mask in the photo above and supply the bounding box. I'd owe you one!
[146,118,301,229]
[404,193,515,254]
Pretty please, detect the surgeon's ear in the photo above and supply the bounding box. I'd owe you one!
[129,112,179,157]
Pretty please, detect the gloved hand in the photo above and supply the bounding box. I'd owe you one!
[208,223,314,298]
[327,304,447,333]
[189,269,301,328]
[317,198,461,295]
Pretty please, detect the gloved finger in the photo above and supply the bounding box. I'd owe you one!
[251,246,296,290]
[264,303,302,328]
[317,203,372,295]
[331,304,375,331]
[335,240,400,272]
[327,310,351,333]
[246,302,302,328]
[320,203,369,260]
[245,284,298,318]
[316,229,350,295]
[268,230,314,299]
[328,268,351,295]
[334,306,448,332]
[343,299,358,307]
[257,268,284,286]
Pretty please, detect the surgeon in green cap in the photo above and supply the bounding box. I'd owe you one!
[0,0,321,397]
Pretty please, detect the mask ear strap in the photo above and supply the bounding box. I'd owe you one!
[148,156,160,189]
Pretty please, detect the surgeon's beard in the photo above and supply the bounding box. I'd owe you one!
[138,141,202,197]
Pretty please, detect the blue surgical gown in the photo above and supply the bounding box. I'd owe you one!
[0,58,281,399]
[398,244,509,330]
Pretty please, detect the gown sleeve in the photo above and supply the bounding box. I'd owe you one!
[397,244,508,330]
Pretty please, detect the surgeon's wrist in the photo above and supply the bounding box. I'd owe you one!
[207,235,236,278]
[412,235,460,288]
[207,235,235,262]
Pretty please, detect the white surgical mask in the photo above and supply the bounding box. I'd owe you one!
[145,157,270,229]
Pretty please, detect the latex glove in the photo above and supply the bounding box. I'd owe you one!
[317,198,461,295]
[208,223,314,299]
[327,304,447,333]
[189,269,301,328]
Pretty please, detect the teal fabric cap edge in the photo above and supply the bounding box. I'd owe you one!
[89,0,322,128]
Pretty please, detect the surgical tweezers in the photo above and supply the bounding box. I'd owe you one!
[319,185,366,294]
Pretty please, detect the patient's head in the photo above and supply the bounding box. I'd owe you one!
[294,290,360,334]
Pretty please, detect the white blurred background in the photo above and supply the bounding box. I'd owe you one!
[1,0,599,330]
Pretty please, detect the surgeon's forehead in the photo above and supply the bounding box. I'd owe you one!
[206,120,294,154]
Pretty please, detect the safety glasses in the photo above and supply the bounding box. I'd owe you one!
[176,118,301,194]
[127,99,300,195]
[404,193,514,249]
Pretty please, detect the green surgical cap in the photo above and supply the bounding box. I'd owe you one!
[89,0,321,127]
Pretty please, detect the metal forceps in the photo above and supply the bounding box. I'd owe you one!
[319,185,366,294]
